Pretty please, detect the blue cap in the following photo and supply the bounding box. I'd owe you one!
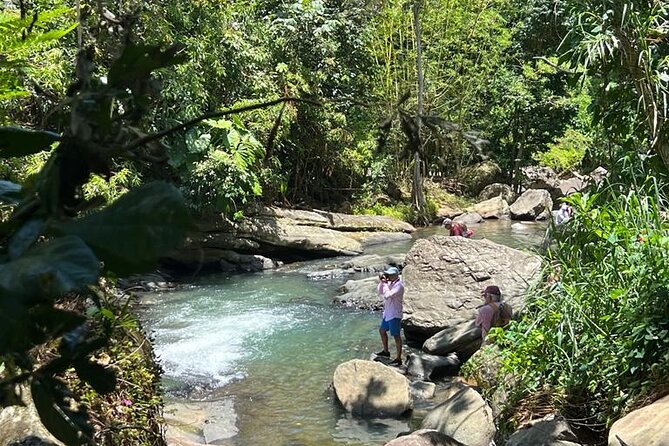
[383,266,400,275]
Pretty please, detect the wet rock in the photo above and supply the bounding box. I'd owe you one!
[453,212,483,225]
[333,277,382,310]
[405,352,461,380]
[333,359,412,417]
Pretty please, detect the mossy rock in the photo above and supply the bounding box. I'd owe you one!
[458,161,502,195]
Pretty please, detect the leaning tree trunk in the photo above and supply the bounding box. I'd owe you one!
[411,1,428,225]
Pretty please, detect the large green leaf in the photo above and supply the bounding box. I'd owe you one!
[0,127,60,158]
[51,182,191,275]
[31,377,92,445]
[108,43,187,92]
[0,235,100,302]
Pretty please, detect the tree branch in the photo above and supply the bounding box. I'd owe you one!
[121,96,321,154]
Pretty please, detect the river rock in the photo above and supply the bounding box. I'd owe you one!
[521,165,560,190]
[420,386,495,446]
[458,160,502,194]
[506,414,581,446]
[384,429,465,446]
[166,207,416,271]
[338,254,406,273]
[402,236,541,340]
[163,398,238,446]
[218,251,281,272]
[478,183,517,203]
[333,276,382,310]
[509,189,553,221]
[453,212,483,225]
[410,381,437,400]
[348,231,413,247]
[422,320,482,361]
[468,196,510,219]
[333,359,413,417]
[235,217,364,256]
[405,352,461,380]
[0,386,63,446]
[607,393,669,446]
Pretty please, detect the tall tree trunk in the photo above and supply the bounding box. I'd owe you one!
[411,1,428,224]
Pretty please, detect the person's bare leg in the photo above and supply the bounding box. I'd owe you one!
[379,328,389,353]
[393,335,402,361]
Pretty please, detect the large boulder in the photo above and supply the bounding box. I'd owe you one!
[458,160,502,195]
[478,183,517,203]
[521,165,560,190]
[165,206,416,272]
[401,236,542,340]
[608,394,669,446]
[333,277,382,310]
[384,429,465,446]
[469,196,510,219]
[453,212,483,225]
[420,386,495,446]
[422,320,482,361]
[333,359,413,417]
[506,414,581,446]
[509,189,553,221]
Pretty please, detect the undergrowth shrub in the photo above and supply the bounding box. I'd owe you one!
[493,177,669,438]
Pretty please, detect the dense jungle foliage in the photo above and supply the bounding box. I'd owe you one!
[0,0,668,444]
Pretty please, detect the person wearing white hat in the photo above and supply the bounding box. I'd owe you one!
[376,266,404,366]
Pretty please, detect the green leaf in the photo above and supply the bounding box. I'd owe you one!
[107,43,187,92]
[31,377,92,445]
[73,359,117,395]
[0,235,100,302]
[0,127,60,158]
[51,182,192,275]
[0,180,21,204]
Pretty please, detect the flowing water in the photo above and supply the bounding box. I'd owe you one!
[137,220,546,446]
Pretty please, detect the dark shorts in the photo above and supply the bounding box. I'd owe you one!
[380,318,402,337]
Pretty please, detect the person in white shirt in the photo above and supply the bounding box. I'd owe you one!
[376,266,404,366]
[555,203,572,225]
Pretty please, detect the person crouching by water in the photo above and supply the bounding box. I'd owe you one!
[475,285,513,340]
[377,266,404,366]
[443,218,474,238]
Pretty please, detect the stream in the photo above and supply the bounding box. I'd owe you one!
[136,220,546,446]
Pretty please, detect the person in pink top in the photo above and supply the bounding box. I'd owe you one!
[376,266,405,366]
[475,285,512,339]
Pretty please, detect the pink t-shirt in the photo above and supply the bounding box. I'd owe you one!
[475,304,495,339]
[377,279,404,321]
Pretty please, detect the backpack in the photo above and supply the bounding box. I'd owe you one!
[490,301,513,328]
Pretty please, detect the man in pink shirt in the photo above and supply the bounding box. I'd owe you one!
[376,266,405,366]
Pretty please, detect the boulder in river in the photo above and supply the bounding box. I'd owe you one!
[509,189,553,221]
[402,236,541,340]
[333,359,413,417]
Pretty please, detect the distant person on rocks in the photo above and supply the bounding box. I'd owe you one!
[443,218,473,238]
[555,203,573,225]
[475,285,513,339]
[376,266,404,366]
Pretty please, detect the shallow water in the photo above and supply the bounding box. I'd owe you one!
[138,219,546,445]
